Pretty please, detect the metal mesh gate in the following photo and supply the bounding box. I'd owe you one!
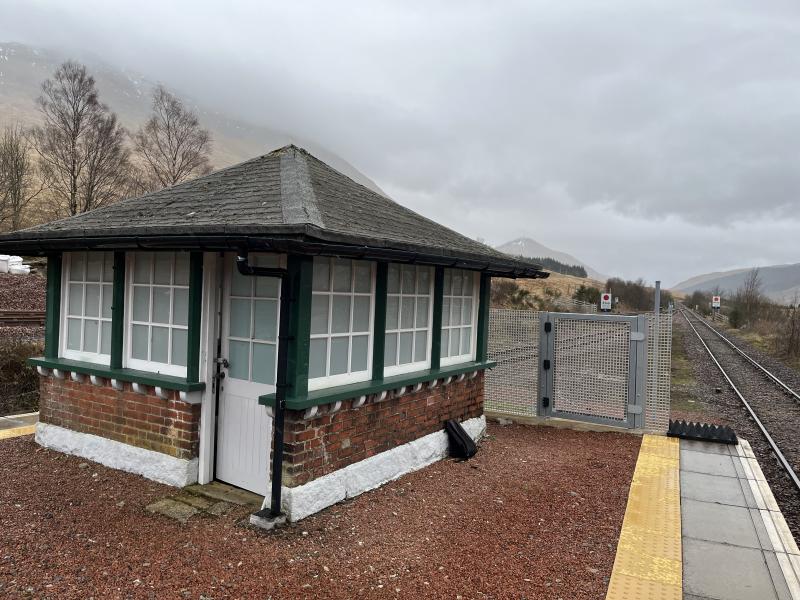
[646,312,672,431]
[485,308,539,417]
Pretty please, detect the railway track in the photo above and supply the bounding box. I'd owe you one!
[680,306,800,501]
[0,310,45,327]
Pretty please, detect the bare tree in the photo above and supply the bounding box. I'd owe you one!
[0,125,45,231]
[31,61,130,216]
[132,85,213,190]
[740,268,763,321]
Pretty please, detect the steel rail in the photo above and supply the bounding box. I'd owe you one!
[686,307,800,404]
[680,307,800,493]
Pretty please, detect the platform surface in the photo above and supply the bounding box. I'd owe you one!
[0,411,38,439]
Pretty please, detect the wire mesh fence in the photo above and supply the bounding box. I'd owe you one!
[485,308,539,417]
[645,311,672,432]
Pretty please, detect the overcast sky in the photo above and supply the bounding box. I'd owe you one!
[3,0,799,286]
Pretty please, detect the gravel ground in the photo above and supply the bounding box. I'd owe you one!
[0,424,639,599]
[675,310,800,540]
[0,273,45,311]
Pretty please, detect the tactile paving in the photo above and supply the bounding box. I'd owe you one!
[606,435,682,600]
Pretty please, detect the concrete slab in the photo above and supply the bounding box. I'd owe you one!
[681,470,748,506]
[145,498,199,524]
[682,498,761,549]
[680,439,734,455]
[683,538,778,600]
[0,412,39,440]
[681,449,738,477]
[185,481,263,507]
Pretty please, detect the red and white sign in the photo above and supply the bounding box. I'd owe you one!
[600,293,612,311]
[712,296,721,309]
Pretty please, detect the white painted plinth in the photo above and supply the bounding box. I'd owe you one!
[35,422,198,487]
[264,415,486,522]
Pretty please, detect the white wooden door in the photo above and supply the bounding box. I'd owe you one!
[215,254,281,495]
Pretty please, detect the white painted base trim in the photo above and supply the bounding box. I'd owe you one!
[264,415,486,522]
[35,422,198,488]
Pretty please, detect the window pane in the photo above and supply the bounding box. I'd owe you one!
[442,270,452,295]
[452,271,463,296]
[449,328,461,356]
[68,283,83,316]
[416,297,429,328]
[351,335,368,372]
[171,328,188,367]
[442,298,451,326]
[103,253,114,282]
[101,284,113,318]
[66,318,82,350]
[387,264,401,294]
[386,295,399,330]
[461,326,472,355]
[462,298,473,326]
[229,298,252,339]
[312,258,331,292]
[132,286,150,321]
[353,261,371,293]
[401,266,415,294]
[131,324,149,360]
[173,288,189,326]
[152,287,171,324]
[330,337,350,375]
[86,253,102,282]
[254,299,278,341]
[84,284,100,318]
[384,332,398,367]
[451,298,463,326]
[231,265,251,296]
[352,296,371,332]
[70,253,86,281]
[441,330,450,358]
[331,295,351,334]
[399,332,413,364]
[133,253,152,284]
[83,320,98,352]
[252,343,276,385]
[174,253,190,286]
[400,297,414,329]
[309,338,328,378]
[332,259,352,293]
[228,340,250,380]
[255,277,279,298]
[311,294,329,335]
[100,321,112,355]
[414,330,428,362]
[418,267,431,293]
[154,253,172,285]
[151,327,169,363]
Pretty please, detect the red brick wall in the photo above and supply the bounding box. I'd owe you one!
[39,376,201,460]
[282,372,484,486]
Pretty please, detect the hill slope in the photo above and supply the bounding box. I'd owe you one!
[0,42,384,195]
[496,237,608,281]
[674,263,800,304]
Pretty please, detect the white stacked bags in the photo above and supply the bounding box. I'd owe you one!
[0,255,30,275]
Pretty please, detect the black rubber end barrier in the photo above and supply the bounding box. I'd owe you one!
[445,419,478,459]
[667,419,739,445]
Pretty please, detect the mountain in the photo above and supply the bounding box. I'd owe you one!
[0,42,385,195]
[496,237,608,281]
[673,263,800,304]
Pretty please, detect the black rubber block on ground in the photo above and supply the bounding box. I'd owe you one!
[667,419,738,445]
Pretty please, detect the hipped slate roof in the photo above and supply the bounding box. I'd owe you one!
[0,145,547,278]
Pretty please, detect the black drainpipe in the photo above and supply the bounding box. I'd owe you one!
[235,252,291,518]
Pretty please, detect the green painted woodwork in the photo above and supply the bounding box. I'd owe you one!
[476,273,491,362]
[44,253,62,359]
[186,252,203,382]
[28,356,206,392]
[371,261,388,381]
[285,254,314,399]
[430,266,444,370]
[110,252,126,369]
[259,359,495,410]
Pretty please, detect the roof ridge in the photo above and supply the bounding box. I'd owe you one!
[280,146,324,228]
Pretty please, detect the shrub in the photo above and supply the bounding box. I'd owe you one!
[0,334,42,416]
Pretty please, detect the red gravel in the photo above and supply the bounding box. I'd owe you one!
[0,424,639,599]
[0,273,46,311]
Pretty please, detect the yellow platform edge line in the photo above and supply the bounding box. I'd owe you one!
[606,434,682,600]
[0,424,36,440]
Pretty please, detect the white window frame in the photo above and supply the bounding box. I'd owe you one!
[383,264,434,377]
[60,251,114,365]
[308,257,376,391]
[124,252,191,377]
[440,269,479,367]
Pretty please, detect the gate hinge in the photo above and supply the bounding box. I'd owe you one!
[627,404,643,414]
[630,332,646,342]
[544,322,552,333]
[542,397,550,408]
[543,359,551,370]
